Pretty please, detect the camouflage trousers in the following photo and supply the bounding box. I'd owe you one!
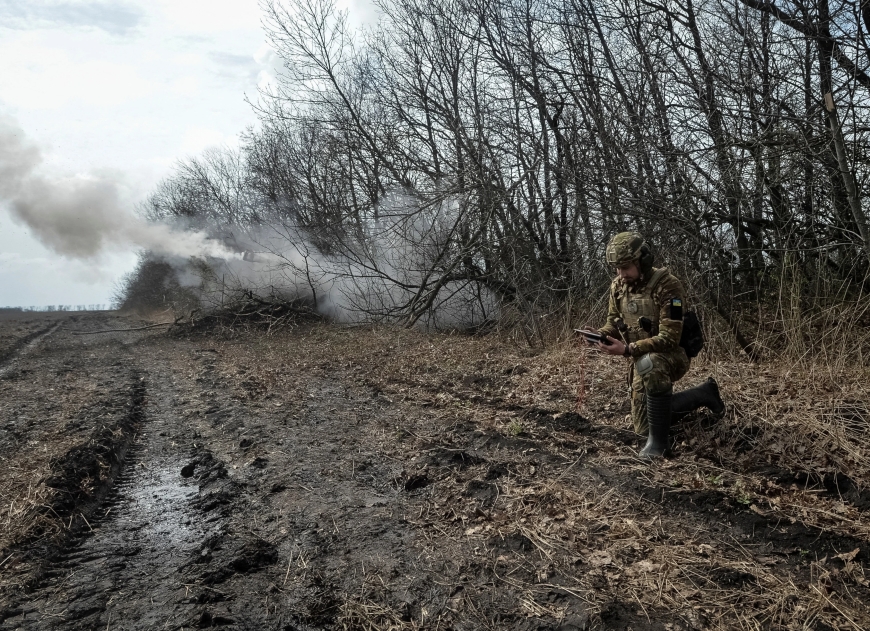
[629,349,690,435]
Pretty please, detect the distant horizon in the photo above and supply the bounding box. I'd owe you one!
[0,304,110,312]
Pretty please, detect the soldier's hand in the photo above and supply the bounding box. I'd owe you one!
[597,336,627,356]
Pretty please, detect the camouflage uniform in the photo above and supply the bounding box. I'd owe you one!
[591,232,724,458]
[598,245,690,435]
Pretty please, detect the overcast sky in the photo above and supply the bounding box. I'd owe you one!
[0,0,374,309]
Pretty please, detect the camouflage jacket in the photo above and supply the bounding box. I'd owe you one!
[598,267,685,358]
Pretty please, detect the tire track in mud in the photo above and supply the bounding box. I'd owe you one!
[0,373,144,612]
[0,335,218,630]
[0,322,62,379]
[164,348,536,630]
[170,352,403,629]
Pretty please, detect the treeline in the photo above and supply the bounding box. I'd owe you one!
[0,305,108,312]
[139,0,870,352]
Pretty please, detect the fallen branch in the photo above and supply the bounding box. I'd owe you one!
[69,320,180,335]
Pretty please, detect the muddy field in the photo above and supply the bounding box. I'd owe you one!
[0,312,867,630]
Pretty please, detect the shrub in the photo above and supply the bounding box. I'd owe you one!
[112,254,200,315]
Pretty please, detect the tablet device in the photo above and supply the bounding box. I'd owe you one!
[574,329,613,345]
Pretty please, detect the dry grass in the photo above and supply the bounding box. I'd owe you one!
[0,442,72,591]
[338,594,417,630]
[312,322,870,488]
[0,461,55,555]
[241,322,870,629]
[425,453,867,629]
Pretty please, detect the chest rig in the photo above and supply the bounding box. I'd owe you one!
[615,268,669,343]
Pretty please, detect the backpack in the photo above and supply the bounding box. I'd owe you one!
[679,310,704,358]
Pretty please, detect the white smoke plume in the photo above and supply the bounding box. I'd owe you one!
[0,116,238,260]
[0,116,495,327]
[195,197,498,328]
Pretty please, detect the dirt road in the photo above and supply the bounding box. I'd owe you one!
[0,313,867,630]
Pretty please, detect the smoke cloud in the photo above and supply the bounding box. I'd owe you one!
[0,116,495,327]
[184,198,497,328]
[0,116,237,260]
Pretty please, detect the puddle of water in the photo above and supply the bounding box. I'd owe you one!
[125,457,200,548]
[10,425,208,629]
[67,433,204,568]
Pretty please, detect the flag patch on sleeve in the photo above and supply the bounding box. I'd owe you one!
[670,298,683,320]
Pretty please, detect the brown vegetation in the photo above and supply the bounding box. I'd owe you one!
[0,313,868,628]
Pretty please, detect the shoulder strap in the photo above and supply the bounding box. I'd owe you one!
[646,267,669,292]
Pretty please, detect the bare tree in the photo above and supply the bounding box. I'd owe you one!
[129,0,870,347]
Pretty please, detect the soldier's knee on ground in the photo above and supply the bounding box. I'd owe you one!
[643,372,673,397]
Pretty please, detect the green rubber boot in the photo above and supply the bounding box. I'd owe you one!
[672,377,725,424]
[639,392,671,459]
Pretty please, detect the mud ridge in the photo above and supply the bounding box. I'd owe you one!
[0,372,146,600]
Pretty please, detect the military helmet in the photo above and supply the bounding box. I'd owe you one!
[606,231,646,267]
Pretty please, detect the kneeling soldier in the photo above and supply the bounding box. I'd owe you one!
[580,232,724,459]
